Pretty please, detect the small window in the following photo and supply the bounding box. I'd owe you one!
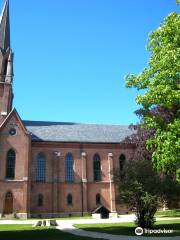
[37,194,44,207]
[67,194,72,206]
[5,192,13,199]
[3,59,8,76]
[96,193,101,205]
[9,128,16,136]
[119,154,126,171]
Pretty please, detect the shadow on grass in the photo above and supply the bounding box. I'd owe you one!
[75,222,180,237]
[0,227,100,240]
[85,225,135,236]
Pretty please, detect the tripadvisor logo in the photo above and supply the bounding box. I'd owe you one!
[135,227,174,236]
[135,227,143,235]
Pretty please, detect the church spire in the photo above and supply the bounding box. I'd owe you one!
[0,0,10,52]
[0,0,13,122]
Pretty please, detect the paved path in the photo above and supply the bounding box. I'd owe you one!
[0,214,179,225]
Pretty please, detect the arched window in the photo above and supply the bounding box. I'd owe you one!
[93,154,101,181]
[96,193,101,205]
[67,194,73,206]
[65,153,74,182]
[119,154,126,171]
[36,153,46,182]
[6,149,16,179]
[37,194,44,207]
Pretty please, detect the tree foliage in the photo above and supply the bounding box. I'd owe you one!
[125,13,180,173]
[116,159,180,228]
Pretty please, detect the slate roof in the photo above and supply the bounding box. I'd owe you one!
[23,120,135,144]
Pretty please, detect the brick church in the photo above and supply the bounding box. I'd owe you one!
[0,0,136,218]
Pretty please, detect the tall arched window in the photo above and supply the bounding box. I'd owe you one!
[119,154,126,171]
[6,149,16,179]
[36,153,46,182]
[96,193,101,205]
[65,153,74,182]
[67,194,73,206]
[37,194,44,207]
[93,154,101,181]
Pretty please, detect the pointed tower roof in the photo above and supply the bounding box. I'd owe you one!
[0,0,10,52]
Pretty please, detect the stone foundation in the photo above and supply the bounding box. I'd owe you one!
[0,213,29,219]
[109,212,118,218]
[92,213,101,219]
[30,212,90,219]
[0,211,90,219]
[14,213,29,219]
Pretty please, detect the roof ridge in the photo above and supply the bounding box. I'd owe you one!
[22,119,130,127]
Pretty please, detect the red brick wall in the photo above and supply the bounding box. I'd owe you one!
[0,114,30,216]
[29,142,136,216]
[0,116,136,217]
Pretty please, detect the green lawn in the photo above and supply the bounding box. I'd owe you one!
[155,209,180,218]
[0,224,99,240]
[74,220,180,237]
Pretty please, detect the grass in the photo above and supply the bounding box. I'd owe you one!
[0,224,99,240]
[74,220,180,237]
[155,209,180,218]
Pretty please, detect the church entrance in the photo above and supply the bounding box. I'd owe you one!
[3,192,13,214]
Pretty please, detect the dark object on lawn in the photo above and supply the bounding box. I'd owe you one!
[50,220,58,226]
[36,221,42,226]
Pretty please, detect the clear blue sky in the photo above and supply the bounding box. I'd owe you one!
[4,0,179,124]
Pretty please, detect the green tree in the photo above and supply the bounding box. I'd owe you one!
[125,12,180,174]
[116,159,180,228]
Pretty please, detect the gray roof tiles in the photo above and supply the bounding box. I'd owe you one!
[23,120,135,143]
